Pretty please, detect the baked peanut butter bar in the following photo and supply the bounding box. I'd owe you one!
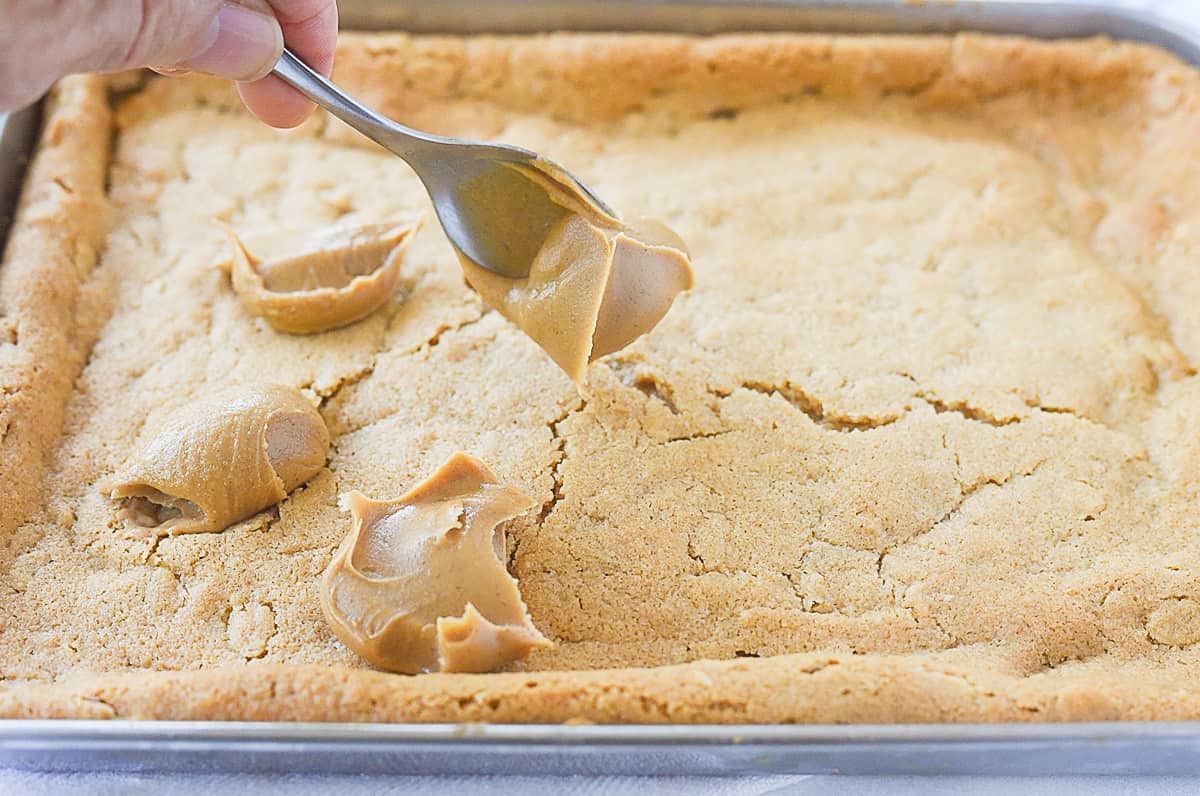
[0,32,1199,722]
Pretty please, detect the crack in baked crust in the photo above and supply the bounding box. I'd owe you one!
[535,396,586,527]
[740,380,902,431]
[320,306,491,436]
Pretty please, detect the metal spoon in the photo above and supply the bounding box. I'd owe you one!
[271,48,617,279]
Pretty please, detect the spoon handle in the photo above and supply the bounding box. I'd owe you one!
[271,48,435,158]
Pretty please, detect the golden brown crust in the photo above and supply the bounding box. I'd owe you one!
[3,650,1200,722]
[3,33,1200,723]
[0,76,112,539]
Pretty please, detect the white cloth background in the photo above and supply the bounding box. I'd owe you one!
[4,0,1200,793]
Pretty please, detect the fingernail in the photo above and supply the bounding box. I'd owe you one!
[184,3,283,82]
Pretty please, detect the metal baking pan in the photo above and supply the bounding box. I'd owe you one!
[0,104,40,248]
[1,0,1199,776]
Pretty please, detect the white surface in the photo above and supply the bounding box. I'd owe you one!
[3,0,1199,793]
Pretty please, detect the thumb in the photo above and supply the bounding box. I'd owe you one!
[0,0,283,112]
[147,1,285,82]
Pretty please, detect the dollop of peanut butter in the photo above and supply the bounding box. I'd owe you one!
[100,384,329,536]
[224,219,421,334]
[320,453,552,674]
[457,165,693,383]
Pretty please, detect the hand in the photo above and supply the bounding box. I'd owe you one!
[0,0,338,128]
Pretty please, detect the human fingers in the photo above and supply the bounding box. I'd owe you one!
[0,0,287,118]
[235,0,337,128]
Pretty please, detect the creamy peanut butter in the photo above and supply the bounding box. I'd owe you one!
[457,164,693,383]
[224,219,421,334]
[319,453,551,674]
[100,384,329,536]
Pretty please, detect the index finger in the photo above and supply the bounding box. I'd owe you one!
[236,0,338,128]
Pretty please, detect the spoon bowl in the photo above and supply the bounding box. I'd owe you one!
[271,49,616,279]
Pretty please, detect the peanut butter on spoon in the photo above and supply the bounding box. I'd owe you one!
[457,164,693,382]
[320,453,551,674]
